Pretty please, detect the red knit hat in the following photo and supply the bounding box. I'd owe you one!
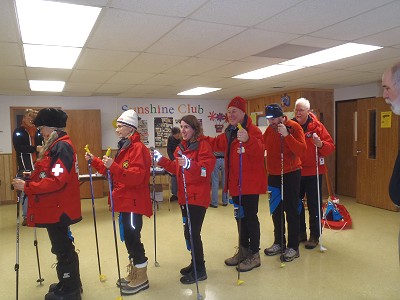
[228,96,246,113]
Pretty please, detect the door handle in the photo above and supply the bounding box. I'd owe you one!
[356,150,361,154]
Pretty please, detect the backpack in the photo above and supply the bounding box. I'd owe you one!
[324,201,343,222]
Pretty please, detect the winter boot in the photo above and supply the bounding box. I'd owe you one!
[49,252,83,294]
[116,259,136,288]
[180,260,193,275]
[224,246,251,266]
[180,261,207,284]
[48,283,83,294]
[121,264,149,295]
[236,252,261,272]
[45,252,82,300]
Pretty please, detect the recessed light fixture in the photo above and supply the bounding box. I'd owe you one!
[233,65,304,80]
[178,87,221,96]
[281,43,382,67]
[16,0,101,69]
[23,44,82,69]
[233,43,383,80]
[29,80,65,92]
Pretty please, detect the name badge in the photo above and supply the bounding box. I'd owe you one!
[319,157,325,165]
[201,167,206,177]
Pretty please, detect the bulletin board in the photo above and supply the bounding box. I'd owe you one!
[138,119,149,145]
[154,117,173,147]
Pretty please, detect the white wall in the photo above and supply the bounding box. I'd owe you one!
[0,95,229,153]
[334,82,382,101]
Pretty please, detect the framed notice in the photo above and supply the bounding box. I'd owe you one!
[381,111,392,128]
[154,117,173,147]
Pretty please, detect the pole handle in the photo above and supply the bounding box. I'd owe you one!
[105,147,111,157]
[84,144,91,154]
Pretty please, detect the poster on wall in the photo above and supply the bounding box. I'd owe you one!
[138,119,149,145]
[154,117,173,147]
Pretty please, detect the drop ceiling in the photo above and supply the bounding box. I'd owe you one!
[1,0,400,100]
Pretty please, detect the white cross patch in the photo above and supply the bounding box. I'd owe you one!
[52,164,64,176]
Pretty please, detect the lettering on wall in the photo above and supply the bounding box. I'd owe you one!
[121,103,204,115]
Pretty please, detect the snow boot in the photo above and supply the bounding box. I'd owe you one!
[49,252,83,294]
[45,252,82,300]
[116,259,136,288]
[121,264,149,295]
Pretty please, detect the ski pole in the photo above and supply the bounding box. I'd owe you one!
[236,123,244,285]
[84,144,107,281]
[315,142,327,252]
[280,135,285,268]
[105,147,123,300]
[150,147,160,267]
[180,157,203,300]
[33,228,44,284]
[15,189,21,300]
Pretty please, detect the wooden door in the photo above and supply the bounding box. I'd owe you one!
[336,100,357,197]
[65,110,103,199]
[356,98,398,211]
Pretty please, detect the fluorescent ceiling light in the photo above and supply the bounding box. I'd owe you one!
[29,80,65,92]
[233,65,304,80]
[15,0,101,70]
[23,44,81,69]
[281,43,383,67]
[16,0,101,47]
[233,43,383,80]
[178,87,221,96]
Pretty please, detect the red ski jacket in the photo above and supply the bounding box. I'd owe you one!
[263,117,307,175]
[91,132,152,217]
[205,116,267,197]
[294,112,335,176]
[158,136,216,208]
[24,133,81,227]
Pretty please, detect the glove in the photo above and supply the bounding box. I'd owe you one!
[153,149,163,162]
[182,154,191,169]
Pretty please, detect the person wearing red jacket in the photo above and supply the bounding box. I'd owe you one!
[12,108,82,300]
[263,103,306,262]
[85,109,152,296]
[293,98,335,249]
[154,115,215,284]
[204,96,267,272]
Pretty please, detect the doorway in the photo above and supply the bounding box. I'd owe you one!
[336,98,399,211]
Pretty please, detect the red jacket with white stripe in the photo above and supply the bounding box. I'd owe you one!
[294,112,335,176]
[263,117,307,175]
[91,132,153,217]
[24,133,81,227]
[158,136,216,208]
[205,115,267,197]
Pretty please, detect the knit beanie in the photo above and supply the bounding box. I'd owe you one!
[117,109,138,129]
[228,96,246,113]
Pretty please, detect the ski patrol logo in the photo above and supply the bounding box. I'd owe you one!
[122,160,129,169]
[306,133,313,138]
[52,164,64,176]
[39,171,47,179]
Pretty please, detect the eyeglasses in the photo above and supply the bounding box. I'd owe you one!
[116,124,128,129]
[294,108,308,113]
